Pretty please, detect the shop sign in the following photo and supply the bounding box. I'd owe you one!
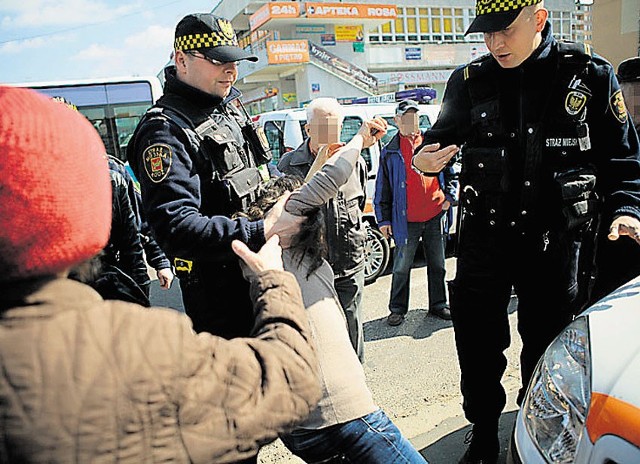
[266,40,310,64]
[335,25,364,42]
[250,2,301,31]
[321,34,336,46]
[305,3,397,19]
[405,47,422,61]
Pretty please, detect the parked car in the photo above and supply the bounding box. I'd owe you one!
[255,102,442,284]
[509,276,640,464]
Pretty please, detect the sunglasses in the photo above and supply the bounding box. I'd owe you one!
[186,51,227,66]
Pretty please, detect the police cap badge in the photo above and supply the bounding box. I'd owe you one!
[174,13,258,63]
[466,0,541,35]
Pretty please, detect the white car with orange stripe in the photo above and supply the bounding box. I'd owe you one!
[509,276,640,464]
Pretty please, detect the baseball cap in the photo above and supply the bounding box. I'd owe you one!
[466,0,540,35]
[174,14,258,63]
[618,57,640,83]
[396,99,420,116]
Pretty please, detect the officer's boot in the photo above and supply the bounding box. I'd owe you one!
[459,422,499,464]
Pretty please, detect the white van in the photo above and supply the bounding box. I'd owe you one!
[255,102,442,283]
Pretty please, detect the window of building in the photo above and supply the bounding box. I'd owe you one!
[548,10,573,42]
[368,6,482,44]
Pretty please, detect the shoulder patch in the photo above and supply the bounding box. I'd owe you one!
[609,89,628,124]
[143,143,173,183]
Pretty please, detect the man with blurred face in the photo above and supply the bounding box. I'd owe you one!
[410,1,640,463]
[127,13,304,341]
[374,99,458,326]
[278,97,369,362]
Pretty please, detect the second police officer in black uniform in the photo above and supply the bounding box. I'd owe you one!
[128,13,303,339]
[411,1,640,463]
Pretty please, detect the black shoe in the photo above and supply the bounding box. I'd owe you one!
[387,313,405,326]
[458,426,499,464]
[431,306,452,320]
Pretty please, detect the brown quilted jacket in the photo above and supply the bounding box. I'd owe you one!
[0,271,320,463]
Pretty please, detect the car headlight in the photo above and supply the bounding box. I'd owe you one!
[523,316,592,463]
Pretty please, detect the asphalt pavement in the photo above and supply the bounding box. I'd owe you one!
[148,255,524,464]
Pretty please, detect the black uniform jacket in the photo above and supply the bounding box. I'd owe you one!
[127,68,266,267]
[422,22,640,231]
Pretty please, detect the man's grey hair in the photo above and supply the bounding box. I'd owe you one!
[306,97,344,124]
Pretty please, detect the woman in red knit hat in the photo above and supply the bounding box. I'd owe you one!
[0,86,321,463]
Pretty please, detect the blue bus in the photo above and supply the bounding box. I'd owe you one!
[16,76,163,161]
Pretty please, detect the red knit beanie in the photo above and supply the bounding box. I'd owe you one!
[0,86,111,281]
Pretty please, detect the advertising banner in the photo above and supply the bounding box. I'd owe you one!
[405,47,422,60]
[296,25,326,34]
[309,42,377,90]
[335,25,364,42]
[250,2,300,31]
[305,3,397,20]
[321,34,336,46]
[266,40,310,64]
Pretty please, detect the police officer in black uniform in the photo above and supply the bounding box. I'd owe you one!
[127,13,303,340]
[591,57,640,302]
[411,1,640,463]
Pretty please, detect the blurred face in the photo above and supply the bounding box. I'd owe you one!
[483,6,548,69]
[175,49,238,98]
[621,81,640,128]
[394,109,419,136]
[305,111,342,146]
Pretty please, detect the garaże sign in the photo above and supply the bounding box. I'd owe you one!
[266,40,310,64]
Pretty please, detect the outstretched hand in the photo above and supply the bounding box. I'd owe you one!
[608,215,640,246]
[412,143,459,173]
[357,116,388,148]
[232,235,284,274]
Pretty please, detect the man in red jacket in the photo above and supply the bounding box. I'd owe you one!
[375,99,457,326]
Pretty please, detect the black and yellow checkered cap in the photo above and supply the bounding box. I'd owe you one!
[175,32,238,51]
[466,0,541,35]
[174,14,258,63]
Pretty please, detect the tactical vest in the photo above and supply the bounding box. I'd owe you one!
[461,41,599,232]
[144,93,269,215]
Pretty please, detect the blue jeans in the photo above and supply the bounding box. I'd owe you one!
[390,214,448,315]
[281,409,427,463]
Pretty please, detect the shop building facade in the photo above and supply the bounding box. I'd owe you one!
[208,0,588,112]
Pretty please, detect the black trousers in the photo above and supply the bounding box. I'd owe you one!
[449,219,580,427]
[179,261,254,339]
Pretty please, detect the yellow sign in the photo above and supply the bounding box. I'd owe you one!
[250,2,301,31]
[266,40,310,64]
[282,93,297,103]
[305,3,397,19]
[335,25,364,42]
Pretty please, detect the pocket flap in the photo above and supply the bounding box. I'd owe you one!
[226,167,261,199]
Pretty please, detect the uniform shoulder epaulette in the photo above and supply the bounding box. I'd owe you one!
[463,54,492,81]
[146,107,164,116]
[557,41,592,64]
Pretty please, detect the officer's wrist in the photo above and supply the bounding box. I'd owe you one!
[411,154,439,177]
[411,155,428,175]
